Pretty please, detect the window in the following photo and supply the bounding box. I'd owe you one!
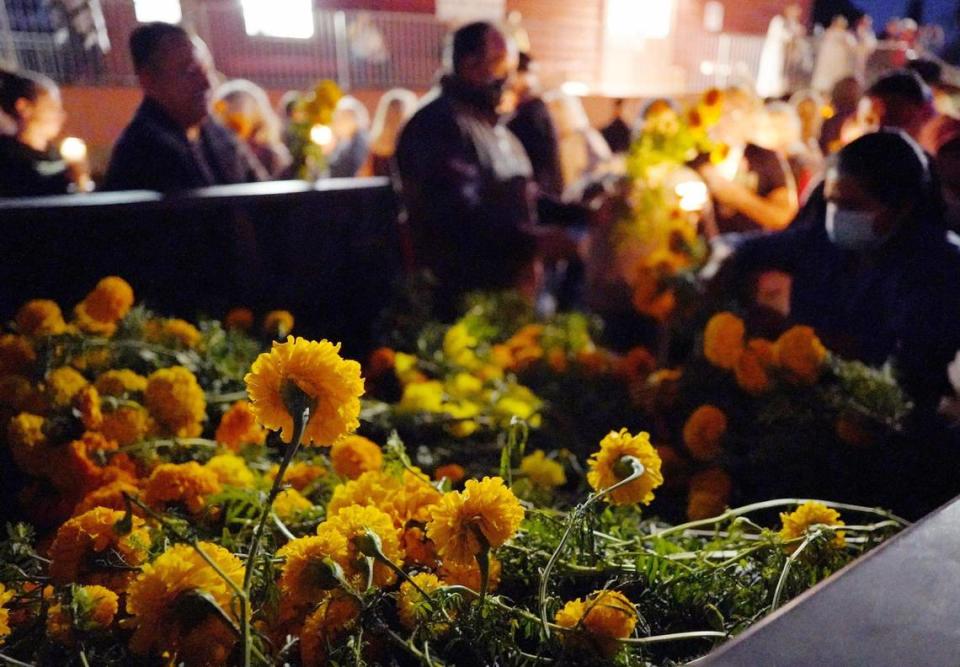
[605,0,675,41]
[241,0,314,39]
[133,0,182,24]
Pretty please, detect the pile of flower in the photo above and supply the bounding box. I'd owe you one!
[284,78,343,180]
[0,278,906,666]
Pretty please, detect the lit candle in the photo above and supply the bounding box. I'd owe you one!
[60,137,88,163]
[309,124,333,147]
[675,180,709,212]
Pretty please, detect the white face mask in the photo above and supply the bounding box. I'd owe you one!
[825,202,884,251]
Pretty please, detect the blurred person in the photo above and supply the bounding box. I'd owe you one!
[696,87,798,233]
[790,89,828,145]
[755,101,824,200]
[812,16,857,93]
[757,4,807,99]
[328,96,370,178]
[819,76,862,153]
[858,69,935,141]
[360,88,417,178]
[104,23,262,191]
[0,68,90,196]
[854,15,877,82]
[212,79,292,179]
[545,90,613,199]
[907,57,959,117]
[506,54,563,196]
[599,98,632,154]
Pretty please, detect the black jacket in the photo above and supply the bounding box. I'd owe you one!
[0,136,72,197]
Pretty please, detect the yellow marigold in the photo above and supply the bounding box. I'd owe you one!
[0,335,36,376]
[434,463,466,484]
[263,310,295,337]
[493,383,543,428]
[74,385,103,430]
[16,299,66,336]
[397,572,442,629]
[100,405,153,446]
[330,434,383,479]
[0,583,14,642]
[94,369,147,397]
[555,589,637,655]
[146,318,202,348]
[7,412,47,476]
[320,504,404,586]
[270,461,326,491]
[397,380,445,413]
[682,405,728,462]
[205,453,255,487]
[46,366,88,408]
[48,507,150,591]
[214,400,266,450]
[126,542,244,659]
[704,312,745,370]
[426,477,524,563]
[734,338,776,394]
[74,478,142,516]
[779,501,845,548]
[277,532,351,609]
[224,307,254,331]
[443,322,480,369]
[244,336,364,445]
[520,450,566,489]
[273,487,313,520]
[144,462,221,514]
[299,592,360,667]
[686,468,733,521]
[438,554,501,592]
[775,325,828,384]
[48,584,118,643]
[144,366,206,438]
[586,429,664,506]
[327,469,441,527]
[70,347,112,373]
[80,277,134,324]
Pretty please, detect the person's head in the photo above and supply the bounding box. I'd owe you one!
[511,51,540,101]
[370,88,418,150]
[830,76,862,114]
[711,86,760,146]
[130,22,214,129]
[824,130,940,251]
[830,15,849,31]
[443,21,517,109]
[754,101,802,153]
[0,69,65,150]
[790,89,826,142]
[331,96,370,140]
[212,79,281,146]
[862,70,934,139]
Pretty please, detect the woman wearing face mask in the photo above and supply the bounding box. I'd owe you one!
[0,69,90,197]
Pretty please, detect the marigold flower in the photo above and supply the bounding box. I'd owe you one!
[775,326,828,384]
[49,431,118,493]
[269,461,326,491]
[434,463,466,484]
[48,507,150,591]
[16,299,66,336]
[144,462,221,514]
[327,469,442,528]
[704,312,745,370]
[46,366,88,408]
[224,307,254,331]
[277,532,351,609]
[493,383,542,427]
[682,405,728,462]
[330,435,383,479]
[686,468,733,520]
[632,267,676,322]
[126,542,244,659]
[616,346,657,382]
[205,453,255,487]
[100,405,153,446]
[586,429,664,506]
[555,590,637,655]
[0,335,36,376]
[7,412,47,476]
[397,572,442,629]
[397,380,445,413]
[74,277,134,336]
[214,400,266,450]
[244,336,364,445]
[94,369,147,397]
[426,476,524,563]
[402,525,438,568]
[443,322,480,369]
[779,501,845,548]
[0,583,14,642]
[734,338,776,394]
[74,478,142,516]
[438,554,502,592]
[520,450,566,489]
[145,318,202,348]
[299,592,360,667]
[47,585,118,644]
[320,504,404,586]
[263,310,295,338]
[273,487,313,520]
[74,385,103,430]
[144,366,206,438]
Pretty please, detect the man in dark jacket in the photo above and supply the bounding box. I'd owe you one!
[395,21,574,317]
[104,22,262,191]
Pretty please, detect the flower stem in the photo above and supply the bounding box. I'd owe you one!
[770,530,818,611]
[619,630,727,645]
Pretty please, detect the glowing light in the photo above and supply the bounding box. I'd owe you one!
[560,81,590,97]
[241,0,314,39]
[133,0,182,24]
[60,137,88,163]
[309,124,334,146]
[675,180,709,212]
[606,0,675,40]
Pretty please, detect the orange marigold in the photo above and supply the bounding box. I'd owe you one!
[397,572,443,629]
[214,400,266,450]
[73,385,103,430]
[224,307,254,331]
[7,412,47,476]
[47,584,118,644]
[205,453,255,487]
[682,405,728,462]
[74,277,134,336]
[263,310,295,338]
[779,501,845,548]
[775,325,828,384]
[734,338,776,394]
[438,553,502,592]
[244,336,364,445]
[145,318,202,348]
[74,478,143,516]
[330,435,383,479]
[144,462,221,514]
[555,590,637,656]
[703,312,745,369]
[299,592,360,667]
[269,461,326,491]
[277,532,351,609]
[320,504,404,586]
[100,405,153,446]
[94,369,147,397]
[586,429,664,506]
[144,366,206,438]
[0,335,35,376]
[686,468,733,520]
[0,583,14,642]
[426,477,524,563]
[328,469,442,528]
[16,299,66,336]
[273,487,313,520]
[434,463,465,484]
[46,366,88,408]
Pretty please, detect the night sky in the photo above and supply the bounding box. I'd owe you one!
[860,0,955,26]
